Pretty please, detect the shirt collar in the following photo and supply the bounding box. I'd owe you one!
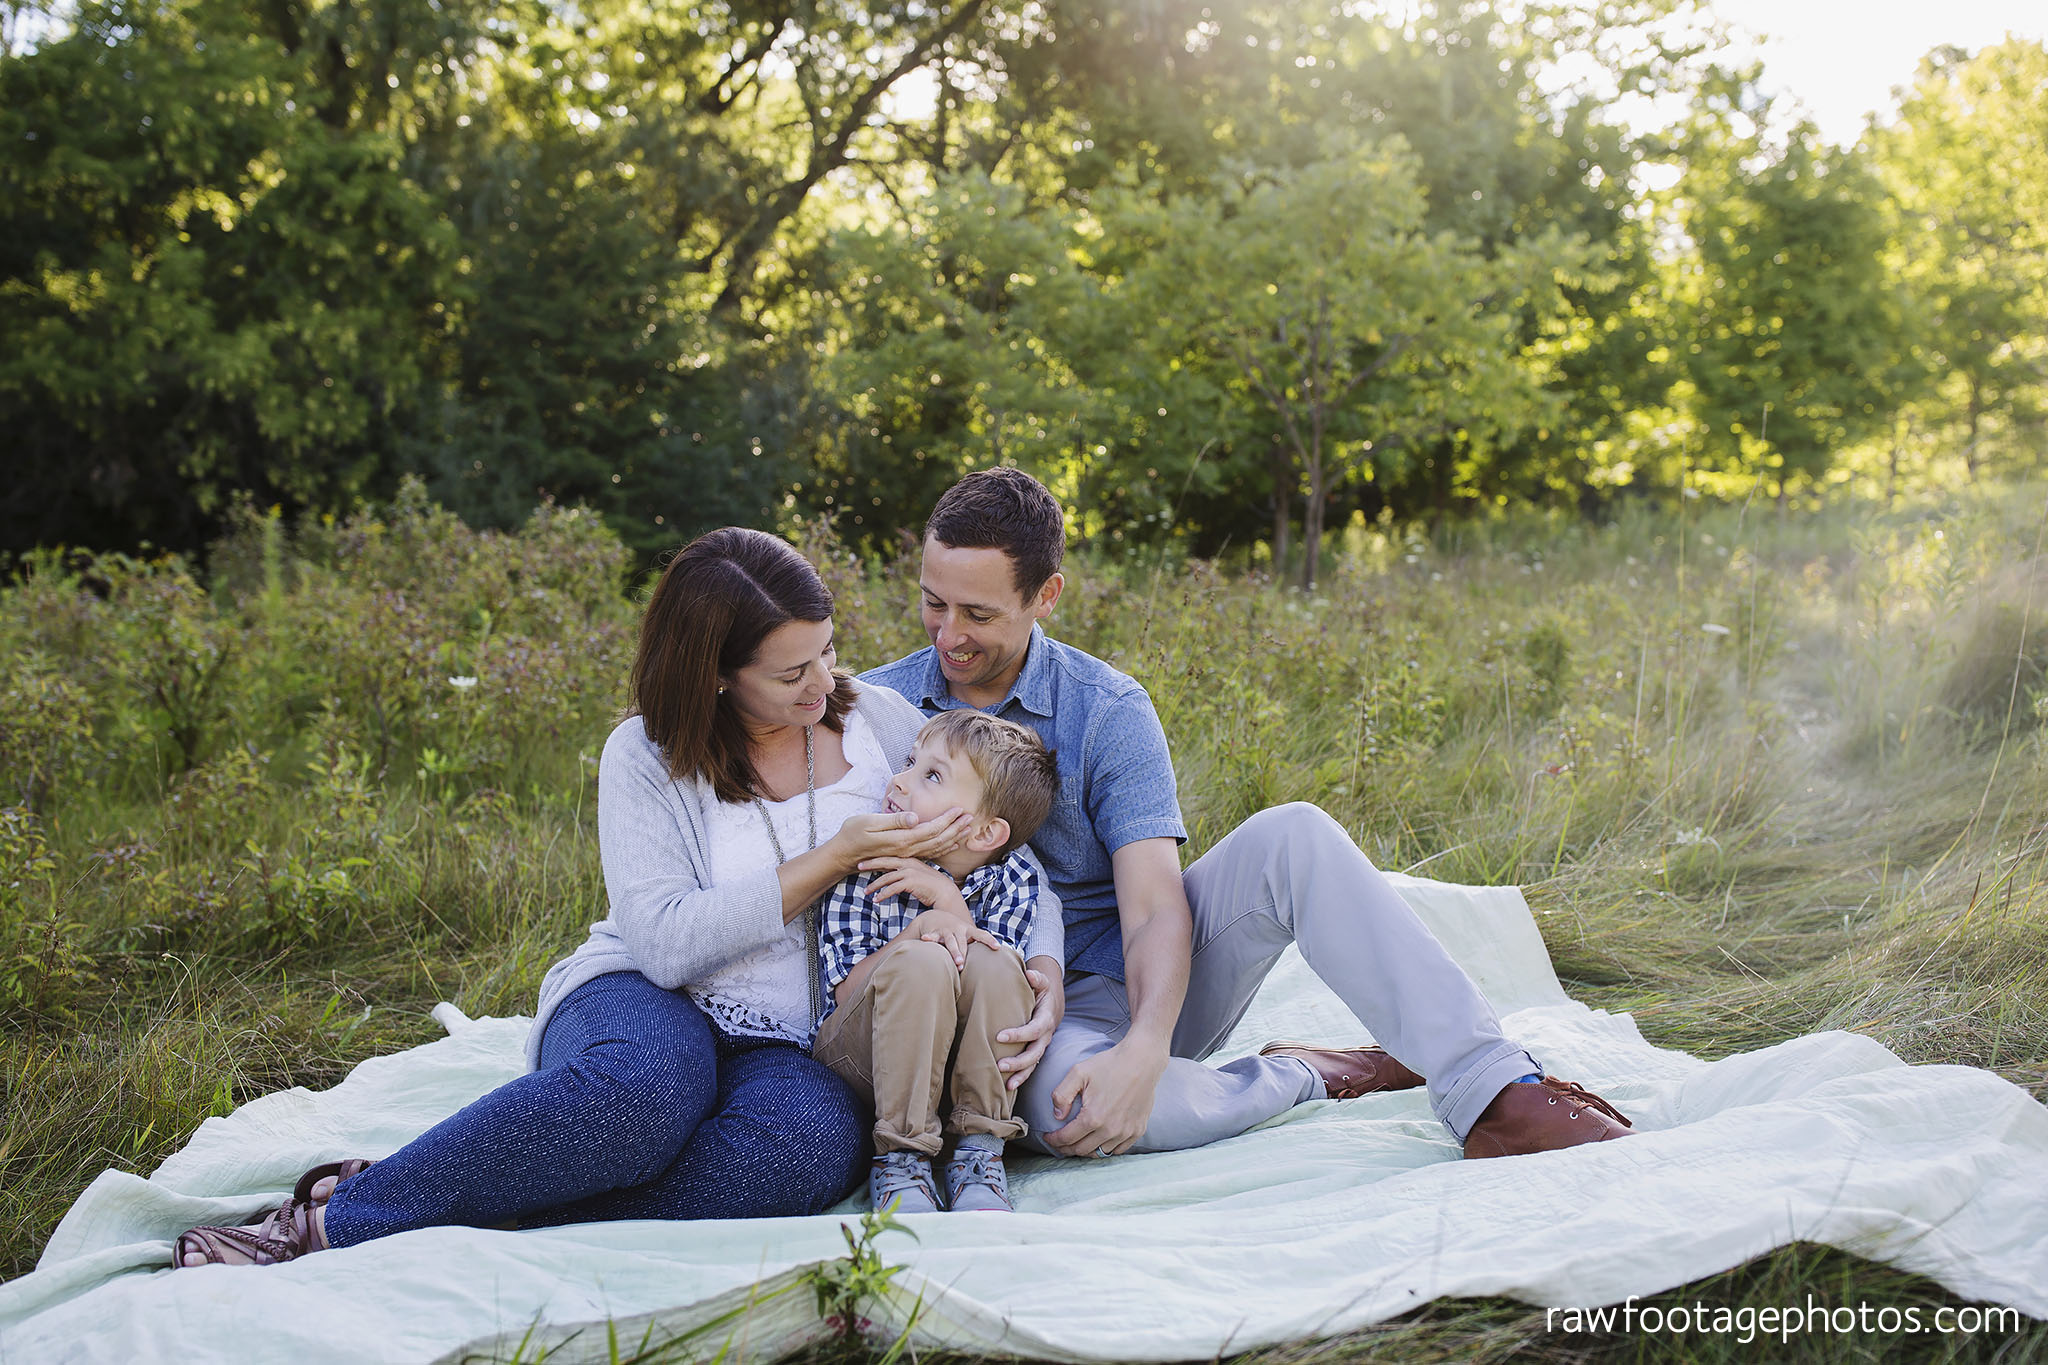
[906,647,953,711]
[916,623,1056,720]
[1004,624,1057,719]
[957,857,1011,902]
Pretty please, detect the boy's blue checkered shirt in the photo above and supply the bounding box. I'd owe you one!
[816,849,1038,1019]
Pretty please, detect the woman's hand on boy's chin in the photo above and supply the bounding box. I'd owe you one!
[832,807,973,868]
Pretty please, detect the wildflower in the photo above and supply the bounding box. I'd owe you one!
[1700,623,1731,637]
[449,675,479,689]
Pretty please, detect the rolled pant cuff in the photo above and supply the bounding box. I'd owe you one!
[872,1123,944,1157]
[947,1105,1027,1142]
[1434,1042,1541,1142]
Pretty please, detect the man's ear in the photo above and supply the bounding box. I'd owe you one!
[1031,571,1065,621]
[967,816,1011,855]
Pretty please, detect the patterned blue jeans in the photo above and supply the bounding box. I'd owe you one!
[322,971,867,1246]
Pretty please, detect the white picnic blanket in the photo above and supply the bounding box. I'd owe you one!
[6,873,2046,1363]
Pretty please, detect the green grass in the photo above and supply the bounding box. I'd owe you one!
[5,479,2047,1360]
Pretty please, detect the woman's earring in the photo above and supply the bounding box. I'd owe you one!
[717,687,726,695]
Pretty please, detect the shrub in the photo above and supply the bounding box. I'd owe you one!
[0,805,94,1016]
[0,651,99,807]
[1940,594,2048,737]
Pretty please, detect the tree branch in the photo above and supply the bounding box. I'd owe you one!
[709,0,992,314]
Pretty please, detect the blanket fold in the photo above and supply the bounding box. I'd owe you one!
[5,874,2044,1363]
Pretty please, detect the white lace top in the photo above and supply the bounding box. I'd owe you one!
[690,708,893,1043]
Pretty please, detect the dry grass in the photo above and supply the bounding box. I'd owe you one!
[5,481,2047,1358]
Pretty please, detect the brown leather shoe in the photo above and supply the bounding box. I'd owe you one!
[1259,1041,1426,1099]
[1463,1076,1636,1159]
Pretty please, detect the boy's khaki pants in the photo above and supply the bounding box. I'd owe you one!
[813,937,1032,1155]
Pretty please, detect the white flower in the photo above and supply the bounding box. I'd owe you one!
[449,675,479,689]
[1700,623,1732,637]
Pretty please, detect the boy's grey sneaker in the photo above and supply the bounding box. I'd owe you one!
[869,1151,942,1214]
[942,1147,1013,1212]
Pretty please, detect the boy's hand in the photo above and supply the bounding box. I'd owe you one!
[863,856,965,912]
[903,908,995,967]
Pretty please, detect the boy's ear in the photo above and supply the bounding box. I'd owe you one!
[967,816,1010,854]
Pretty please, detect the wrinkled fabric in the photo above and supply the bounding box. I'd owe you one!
[6,874,2046,1365]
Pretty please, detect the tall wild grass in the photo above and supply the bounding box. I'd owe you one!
[3,478,2045,1360]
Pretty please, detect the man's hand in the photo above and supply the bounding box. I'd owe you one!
[1043,1038,1168,1157]
[996,960,1063,1091]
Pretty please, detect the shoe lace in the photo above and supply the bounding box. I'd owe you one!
[1541,1077,1631,1126]
[950,1148,1005,1193]
[872,1153,934,1200]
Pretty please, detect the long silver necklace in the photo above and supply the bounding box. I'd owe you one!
[751,724,823,1026]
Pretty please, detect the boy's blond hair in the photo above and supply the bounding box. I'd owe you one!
[918,710,1058,856]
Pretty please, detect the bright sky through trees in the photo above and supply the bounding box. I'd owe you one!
[1704,0,2047,144]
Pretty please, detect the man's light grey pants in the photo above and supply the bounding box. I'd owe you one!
[1016,802,1538,1152]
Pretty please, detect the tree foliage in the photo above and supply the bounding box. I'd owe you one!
[4,0,2043,570]
[1873,40,2048,479]
[1672,121,1917,495]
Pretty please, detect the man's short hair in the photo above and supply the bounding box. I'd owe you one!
[925,467,1066,598]
[918,709,1058,856]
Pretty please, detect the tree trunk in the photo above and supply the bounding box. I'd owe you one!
[1886,416,1904,508]
[1965,376,1983,480]
[1301,460,1326,592]
[1269,439,1292,576]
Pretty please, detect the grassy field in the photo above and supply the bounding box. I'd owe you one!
[4,479,2046,1362]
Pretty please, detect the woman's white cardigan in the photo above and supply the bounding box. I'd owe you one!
[525,681,1064,1068]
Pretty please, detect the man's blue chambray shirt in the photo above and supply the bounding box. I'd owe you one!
[860,625,1186,982]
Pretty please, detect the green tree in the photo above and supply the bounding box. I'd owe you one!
[0,0,463,552]
[1872,40,2048,479]
[1115,145,1584,587]
[1672,120,1914,497]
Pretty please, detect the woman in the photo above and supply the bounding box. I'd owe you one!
[173,527,1063,1265]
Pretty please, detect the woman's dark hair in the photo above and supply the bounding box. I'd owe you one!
[630,526,854,803]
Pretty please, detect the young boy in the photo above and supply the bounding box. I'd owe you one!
[811,708,1059,1214]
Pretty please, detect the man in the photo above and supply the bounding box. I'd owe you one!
[859,467,1634,1160]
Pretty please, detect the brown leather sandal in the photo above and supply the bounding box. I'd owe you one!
[172,1192,324,1268]
[171,1158,373,1269]
[293,1158,374,1204]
